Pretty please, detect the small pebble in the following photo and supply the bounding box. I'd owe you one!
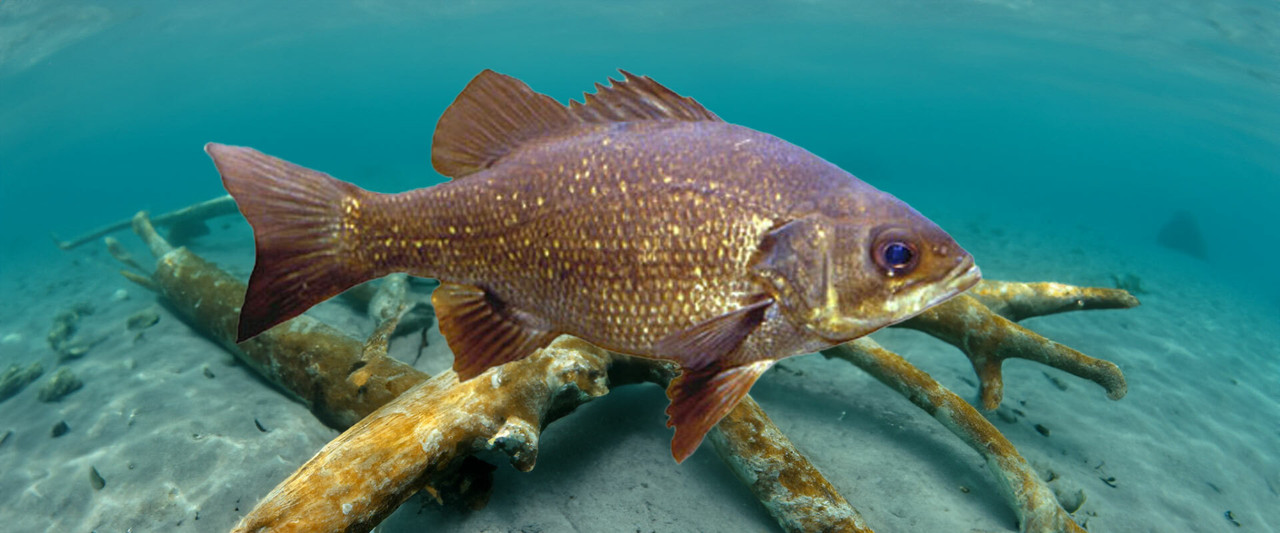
[89,466,105,490]
[126,308,160,331]
[996,407,1018,424]
[1042,371,1069,391]
[1,361,43,402]
[1225,510,1241,527]
[38,368,83,402]
[1054,487,1087,513]
[111,288,130,302]
[51,420,70,438]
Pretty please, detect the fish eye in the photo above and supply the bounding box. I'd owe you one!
[874,237,919,276]
[883,242,914,266]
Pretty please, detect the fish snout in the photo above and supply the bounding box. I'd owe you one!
[947,254,981,294]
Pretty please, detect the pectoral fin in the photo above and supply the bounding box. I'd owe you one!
[652,299,772,370]
[666,360,774,463]
[432,282,556,381]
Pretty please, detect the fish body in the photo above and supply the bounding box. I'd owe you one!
[208,70,980,461]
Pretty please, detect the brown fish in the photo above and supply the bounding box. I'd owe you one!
[207,70,981,462]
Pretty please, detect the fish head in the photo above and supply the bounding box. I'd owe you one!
[753,196,981,343]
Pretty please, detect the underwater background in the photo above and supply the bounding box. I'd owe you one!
[2,1,1279,532]
[3,0,1279,303]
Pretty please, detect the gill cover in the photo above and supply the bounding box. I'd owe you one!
[751,215,875,341]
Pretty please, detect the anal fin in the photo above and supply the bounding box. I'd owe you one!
[665,360,774,463]
[432,282,556,381]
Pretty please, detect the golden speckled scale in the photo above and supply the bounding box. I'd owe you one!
[380,122,785,356]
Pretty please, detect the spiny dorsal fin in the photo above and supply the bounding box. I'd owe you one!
[569,70,722,123]
[431,70,721,179]
[431,70,577,179]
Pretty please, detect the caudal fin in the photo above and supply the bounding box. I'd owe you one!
[206,143,377,342]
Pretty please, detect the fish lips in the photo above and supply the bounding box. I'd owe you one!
[903,254,982,323]
[934,256,982,307]
[812,254,981,344]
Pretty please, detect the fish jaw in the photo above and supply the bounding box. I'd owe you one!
[937,259,983,306]
[893,256,982,324]
[810,254,981,342]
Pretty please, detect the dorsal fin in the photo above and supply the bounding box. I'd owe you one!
[569,70,722,123]
[431,70,721,179]
[431,70,578,179]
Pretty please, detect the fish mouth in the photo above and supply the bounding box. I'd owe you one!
[810,255,982,343]
[938,255,981,304]
[891,255,982,327]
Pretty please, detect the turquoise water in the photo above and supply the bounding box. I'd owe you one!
[3,1,1278,305]
[2,2,1279,531]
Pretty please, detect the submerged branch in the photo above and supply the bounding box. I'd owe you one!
[53,195,239,250]
[900,282,1133,410]
[824,339,1084,533]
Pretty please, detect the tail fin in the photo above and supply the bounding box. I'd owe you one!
[206,143,378,342]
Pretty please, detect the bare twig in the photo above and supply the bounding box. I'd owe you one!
[53,195,239,250]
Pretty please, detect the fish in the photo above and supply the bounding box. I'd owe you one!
[206,70,981,462]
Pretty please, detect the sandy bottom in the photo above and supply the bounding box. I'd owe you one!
[1,213,1277,533]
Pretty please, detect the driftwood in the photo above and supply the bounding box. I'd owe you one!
[110,208,1136,533]
[122,212,424,429]
[903,282,1132,410]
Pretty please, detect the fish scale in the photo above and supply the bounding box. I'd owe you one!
[207,69,980,461]
[357,122,780,353]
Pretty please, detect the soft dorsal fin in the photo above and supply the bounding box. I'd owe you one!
[431,70,578,179]
[570,70,722,123]
[431,70,721,179]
